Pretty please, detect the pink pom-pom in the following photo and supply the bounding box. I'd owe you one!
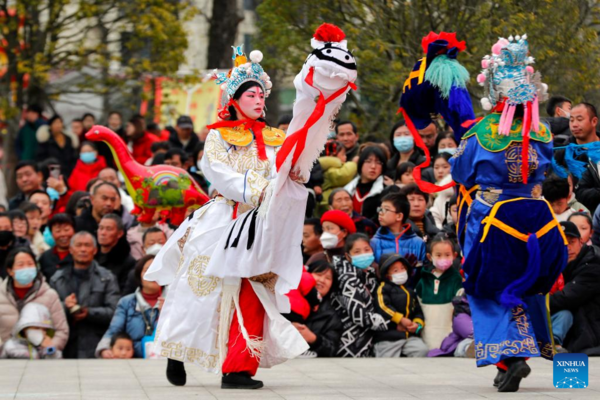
[526,66,534,74]
[477,73,487,83]
[481,60,490,69]
[492,43,503,55]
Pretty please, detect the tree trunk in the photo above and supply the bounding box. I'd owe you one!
[206,0,244,69]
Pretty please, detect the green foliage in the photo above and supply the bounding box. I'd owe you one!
[256,0,600,137]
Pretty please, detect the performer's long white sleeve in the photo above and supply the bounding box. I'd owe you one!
[201,130,271,207]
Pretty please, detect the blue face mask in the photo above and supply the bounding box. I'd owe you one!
[43,226,55,247]
[14,267,37,286]
[351,253,375,269]
[439,148,457,156]
[80,152,96,164]
[46,187,60,201]
[393,136,414,153]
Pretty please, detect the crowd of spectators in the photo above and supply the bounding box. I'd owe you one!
[1,95,600,360]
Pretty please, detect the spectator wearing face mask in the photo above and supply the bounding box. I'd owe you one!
[68,142,107,192]
[127,220,173,261]
[386,121,426,183]
[543,96,572,147]
[0,247,69,352]
[122,227,168,296]
[0,303,63,359]
[95,214,136,291]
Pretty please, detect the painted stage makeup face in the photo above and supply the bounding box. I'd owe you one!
[237,86,265,120]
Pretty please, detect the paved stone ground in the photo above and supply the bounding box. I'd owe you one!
[0,357,597,399]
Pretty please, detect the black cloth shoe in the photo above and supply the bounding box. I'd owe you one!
[166,358,187,386]
[493,368,506,387]
[497,358,531,392]
[221,372,264,389]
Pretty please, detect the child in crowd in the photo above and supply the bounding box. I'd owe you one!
[8,210,30,239]
[432,153,452,185]
[318,141,358,215]
[430,153,454,229]
[543,175,576,222]
[110,332,135,359]
[345,233,379,291]
[442,194,459,237]
[402,184,441,241]
[373,254,428,357]
[428,288,474,358]
[0,303,62,359]
[20,202,50,257]
[370,193,426,268]
[569,212,593,246]
[416,233,463,350]
[394,162,416,188]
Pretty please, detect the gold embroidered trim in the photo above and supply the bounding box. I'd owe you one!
[159,341,218,370]
[187,255,221,297]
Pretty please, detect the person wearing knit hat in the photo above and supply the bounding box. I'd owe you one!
[307,210,357,265]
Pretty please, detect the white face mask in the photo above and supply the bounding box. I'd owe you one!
[391,271,408,285]
[25,329,45,346]
[196,159,202,171]
[145,243,163,256]
[320,232,340,249]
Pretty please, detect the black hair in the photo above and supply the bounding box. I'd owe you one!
[82,113,96,121]
[542,175,570,203]
[110,332,133,348]
[303,218,323,236]
[92,181,119,196]
[328,188,351,206]
[80,141,97,151]
[101,213,124,232]
[357,145,388,178]
[335,120,357,135]
[401,183,429,203]
[433,152,452,166]
[277,114,292,126]
[568,212,593,229]
[147,122,160,131]
[5,247,37,272]
[85,178,101,192]
[192,141,205,164]
[14,160,39,176]
[573,102,598,120]
[19,201,41,215]
[7,210,27,231]
[435,130,459,150]
[48,114,63,128]
[427,232,458,254]
[108,111,122,118]
[165,148,189,164]
[27,104,43,114]
[344,233,371,254]
[142,226,166,245]
[395,162,415,183]
[228,81,266,122]
[71,118,83,124]
[380,192,410,224]
[65,191,90,217]
[48,213,75,231]
[546,96,572,117]
[322,140,345,157]
[134,254,156,287]
[151,141,171,153]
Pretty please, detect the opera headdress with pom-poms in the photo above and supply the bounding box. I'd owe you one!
[211,45,272,100]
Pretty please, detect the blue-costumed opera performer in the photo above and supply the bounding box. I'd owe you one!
[400,33,568,393]
[144,23,357,390]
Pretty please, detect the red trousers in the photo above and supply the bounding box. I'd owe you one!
[222,278,265,376]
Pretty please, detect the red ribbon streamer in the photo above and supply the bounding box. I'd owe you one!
[398,107,456,194]
[521,101,533,185]
[275,67,357,172]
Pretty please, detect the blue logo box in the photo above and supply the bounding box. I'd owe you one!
[554,353,588,389]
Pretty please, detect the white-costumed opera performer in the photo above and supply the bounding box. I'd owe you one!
[144,23,358,390]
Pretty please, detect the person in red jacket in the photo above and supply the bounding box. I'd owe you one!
[68,142,107,192]
[126,115,160,164]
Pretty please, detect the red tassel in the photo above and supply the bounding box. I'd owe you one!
[313,23,346,43]
[399,108,456,194]
[521,102,533,184]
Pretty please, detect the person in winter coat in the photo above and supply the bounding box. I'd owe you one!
[16,104,46,161]
[39,213,75,282]
[125,115,160,165]
[0,302,62,359]
[36,115,78,178]
[293,260,343,358]
[307,210,356,265]
[428,289,474,358]
[543,95,572,147]
[95,214,136,291]
[0,247,69,351]
[68,142,107,192]
[373,254,428,357]
[317,141,358,215]
[96,255,162,358]
[416,234,463,350]
[344,146,388,221]
[331,234,388,357]
[550,221,600,355]
[370,192,426,264]
[49,232,120,358]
